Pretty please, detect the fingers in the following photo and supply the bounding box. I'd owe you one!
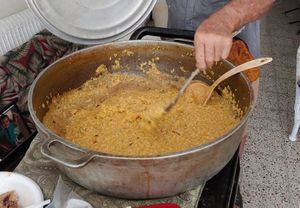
[204,39,215,68]
[221,37,233,59]
[195,31,233,71]
[214,37,223,62]
[194,36,206,70]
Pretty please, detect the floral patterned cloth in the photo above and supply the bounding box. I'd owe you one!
[0,30,84,130]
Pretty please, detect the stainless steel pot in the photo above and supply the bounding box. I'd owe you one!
[28,40,254,199]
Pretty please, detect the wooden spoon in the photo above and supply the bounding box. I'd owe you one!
[203,57,272,104]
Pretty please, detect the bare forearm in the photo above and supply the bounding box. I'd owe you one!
[194,0,274,69]
[213,0,275,32]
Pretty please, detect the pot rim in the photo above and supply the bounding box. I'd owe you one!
[28,40,254,160]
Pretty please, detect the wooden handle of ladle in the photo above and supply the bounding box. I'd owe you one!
[203,57,273,105]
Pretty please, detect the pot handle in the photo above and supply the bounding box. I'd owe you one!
[130,26,195,41]
[130,26,245,41]
[41,139,95,168]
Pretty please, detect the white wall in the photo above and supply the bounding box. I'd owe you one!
[0,0,27,19]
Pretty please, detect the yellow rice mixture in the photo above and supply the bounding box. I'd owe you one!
[43,65,240,156]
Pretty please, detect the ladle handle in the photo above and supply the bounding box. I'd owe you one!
[204,57,273,105]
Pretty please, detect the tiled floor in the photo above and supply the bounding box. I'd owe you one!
[240,1,300,207]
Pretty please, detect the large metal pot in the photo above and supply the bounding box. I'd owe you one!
[28,40,253,199]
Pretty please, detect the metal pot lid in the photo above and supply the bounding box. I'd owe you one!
[26,0,157,44]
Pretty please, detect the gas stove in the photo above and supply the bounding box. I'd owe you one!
[198,150,240,208]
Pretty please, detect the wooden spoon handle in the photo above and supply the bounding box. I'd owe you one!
[204,57,273,105]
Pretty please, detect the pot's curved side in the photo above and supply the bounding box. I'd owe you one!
[50,122,246,199]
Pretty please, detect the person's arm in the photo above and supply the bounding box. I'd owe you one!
[194,0,275,70]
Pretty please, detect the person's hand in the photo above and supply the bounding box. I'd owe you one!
[194,16,233,70]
